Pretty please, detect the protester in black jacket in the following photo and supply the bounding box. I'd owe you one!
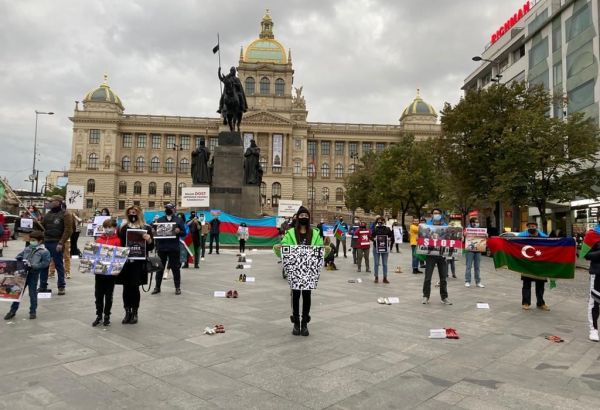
[152,204,186,295]
[371,216,393,284]
[209,215,221,254]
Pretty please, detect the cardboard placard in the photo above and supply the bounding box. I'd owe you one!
[181,187,210,208]
[465,227,488,253]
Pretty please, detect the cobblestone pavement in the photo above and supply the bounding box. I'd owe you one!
[0,239,599,409]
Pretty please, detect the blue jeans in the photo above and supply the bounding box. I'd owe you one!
[373,249,389,278]
[40,241,65,289]
[411,245,419,269]
[11,270,39,314]
[465,251,481,284]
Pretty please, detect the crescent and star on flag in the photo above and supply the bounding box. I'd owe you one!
[521,245,542,259]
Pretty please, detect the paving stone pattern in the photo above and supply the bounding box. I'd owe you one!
[0,240,599,409]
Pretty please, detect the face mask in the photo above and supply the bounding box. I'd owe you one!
[191,213,196,218]
[128,215,138,223]
[105,228,116,236]
[360,224,366,229]
[30,240,39,247]
[354,220,359,224]
[433,214,442,221]
[298,218,310,226]
[165,209,173,216]
[528,228,537,234]
[472,223,479,228]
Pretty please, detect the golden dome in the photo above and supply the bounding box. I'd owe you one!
[400,89,436,121]
[83,75,124,110]
[243,10,287,64]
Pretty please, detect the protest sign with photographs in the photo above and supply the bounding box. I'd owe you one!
[0,259,28,302]
[92,216,111,236]
[375,235,389,253]
[154,222,177,239]
[125,229,147,260]
[464,227,488,253]
[417,224,464,257]
[281,245,324,290]
[79,242,129,275]
[86,224,95,236]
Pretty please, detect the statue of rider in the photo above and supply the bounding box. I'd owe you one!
[217,66,248,114]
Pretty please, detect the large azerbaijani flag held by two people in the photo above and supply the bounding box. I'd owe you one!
[487,237,576,279]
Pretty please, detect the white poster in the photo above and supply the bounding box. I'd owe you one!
[243,133,253,150]
[393,227,403,243]
[66,185,84,210]
[278,199,302,217]
[181,187,210,208]
[272,134,283,167]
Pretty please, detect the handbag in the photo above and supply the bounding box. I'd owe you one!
[142,255,163,292]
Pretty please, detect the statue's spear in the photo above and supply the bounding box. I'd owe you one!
[212,33,222,96]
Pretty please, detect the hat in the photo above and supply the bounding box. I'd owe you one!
[297,206,310,217]
[526,220,538,226]
[48,195,64,202]
[165,203,175,210]
[28,231,44,241]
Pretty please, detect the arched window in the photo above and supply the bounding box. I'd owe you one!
[321,163,330,178]
[86,179,95,193]
[260,182,266,205]
[178,182,186,196]
[165,158,174,173]
[308,163,316,177]
[163,182,172,196]
[271,182,281,206]
[88,153,98,170]
[245,77,255,96]
[135,156,145,172]
[275,78,285,96]
[118,181,127,194]
[104,155,110,169]
[134,181,142,195]
[76,154,82,168]
[179,158,190,173]
[335,163,344,178]
[321,187,329,201]
[150,157,160,173]
[148,182,157,195]
[260,77,270,95]
[348,163,356,174]
[336,187,344,202]
[121,156,130,171]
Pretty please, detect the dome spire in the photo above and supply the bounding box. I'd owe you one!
[260,9,274,39]
[102,73,109,87]
[416,88,420,98]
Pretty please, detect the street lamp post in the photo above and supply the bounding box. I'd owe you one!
[350,151,359,220]
[173,143,184,208]
[32,110,54,192]
[472,56,502,84]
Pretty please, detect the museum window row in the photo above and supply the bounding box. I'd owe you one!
[244,77,286,96]
[119,134,219,152]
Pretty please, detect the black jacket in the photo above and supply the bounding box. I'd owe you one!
[585,242,600,276]
[210,218,221,234]
[154,215,186,252]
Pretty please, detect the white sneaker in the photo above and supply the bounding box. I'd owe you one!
[590,329,599,342]
[476,283,485,288]
[421,297,429,304]
[464,282,471,287]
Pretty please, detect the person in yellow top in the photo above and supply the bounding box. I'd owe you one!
[410,217,423,274]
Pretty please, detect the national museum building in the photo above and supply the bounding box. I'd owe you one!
[68,11,441,218]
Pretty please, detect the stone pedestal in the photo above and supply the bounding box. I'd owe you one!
[209,131,261,218]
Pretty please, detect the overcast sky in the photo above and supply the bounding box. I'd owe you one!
[0,0,526,190]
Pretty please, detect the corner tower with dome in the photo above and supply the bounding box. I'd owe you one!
[67,10,440,219]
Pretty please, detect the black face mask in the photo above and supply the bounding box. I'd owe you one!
[165,209,173,216]
[528,228,537,235]
[298,218,310,226]
[128,215,138,223]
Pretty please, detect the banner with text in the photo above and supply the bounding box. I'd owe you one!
[181,187,210,208]
[278,199,302,217]
[416,224,464,257]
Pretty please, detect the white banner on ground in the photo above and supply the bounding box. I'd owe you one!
[181,187,210,208]
[66,185,84,210]
[278,200,302,217]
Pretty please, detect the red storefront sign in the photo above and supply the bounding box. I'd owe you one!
[490,1,531,45]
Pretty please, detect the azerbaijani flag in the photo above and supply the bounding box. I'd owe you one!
[581,229,600,259]
[487,237,576,279]
[334,227,344,241]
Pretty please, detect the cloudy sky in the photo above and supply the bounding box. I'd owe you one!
[0,0,526,190]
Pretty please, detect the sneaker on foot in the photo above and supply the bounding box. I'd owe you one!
[175,288,181,295]
[374,277,379,283]
[58,288,65,296]
[4,311,16,320]
[66,273,72,279]
[476,283,485,288]
[441,298,453,305]
[29,313,36,320]
[537,304,550,311]
[522,304,531,310]
[151,288,161,295]
[382,278,390,284]
[590,329,599,342]
[465,282,471,287]
[421,297,429,304]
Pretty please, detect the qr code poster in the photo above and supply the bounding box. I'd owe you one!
[281,245,324,290]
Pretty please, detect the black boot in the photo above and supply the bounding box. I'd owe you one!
[122,308,132,324]
[301,315,310,336]
[92,315,102,327]
[183,263,189,269]
[129,308,138,324]
[103,315,110,326]
[290,315,300,336]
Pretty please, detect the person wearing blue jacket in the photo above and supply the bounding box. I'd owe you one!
[4,231,51,320]
[152,204,186,295]
[518,221,550,311]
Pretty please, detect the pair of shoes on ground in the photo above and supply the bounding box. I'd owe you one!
[422,297,452,305]
[373,278,390,284]
[377,297,392,305]
[238,274,247,282]
[92,315,110,327]
[3,311,33,320]
[122,309,138,324]
[465,283,485,288]
[445,328,459,339]
[204,324,225,335]
[590,329,599,342]
[226,290,239,298]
